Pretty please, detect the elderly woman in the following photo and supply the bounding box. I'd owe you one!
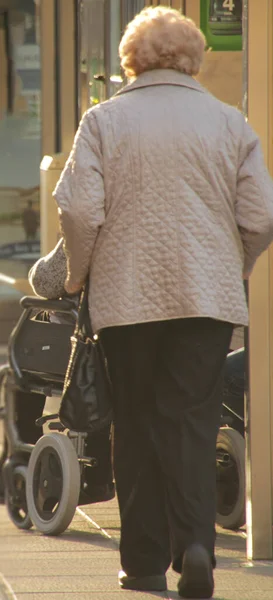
[53,7,273,599]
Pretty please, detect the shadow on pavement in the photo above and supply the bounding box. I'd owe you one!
[216,530,245,553]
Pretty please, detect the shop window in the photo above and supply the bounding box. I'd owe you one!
[78,0,106,113]
[0,0,41,297]
[121,0,145,28]
[108,0,123,98]
[78,0,145,116]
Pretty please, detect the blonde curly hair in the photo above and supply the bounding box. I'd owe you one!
[119,6,206,80]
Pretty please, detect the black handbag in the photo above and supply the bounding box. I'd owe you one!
[59,279,113,432]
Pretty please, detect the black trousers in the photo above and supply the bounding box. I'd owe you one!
[101,317,233,576]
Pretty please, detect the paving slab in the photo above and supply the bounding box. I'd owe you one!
[0,498,273,600]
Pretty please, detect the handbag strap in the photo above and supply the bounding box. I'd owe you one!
[76,276,93,339]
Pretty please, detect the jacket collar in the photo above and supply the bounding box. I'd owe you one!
[115,69,205,96]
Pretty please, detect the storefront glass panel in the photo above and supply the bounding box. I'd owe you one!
[78,0,145,116]
[0,0,41,298]
[78,0,106,114]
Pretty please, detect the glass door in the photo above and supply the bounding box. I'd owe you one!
[0,0,41,294]
[78,0,106,115]
[77,0,145,116]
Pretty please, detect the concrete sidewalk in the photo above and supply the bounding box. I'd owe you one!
[0,497,272,600]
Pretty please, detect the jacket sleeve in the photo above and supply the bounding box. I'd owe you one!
[53,109,105,294]
[28,237,67,299]
[235,118,273,277]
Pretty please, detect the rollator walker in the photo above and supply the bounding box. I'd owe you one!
[0,296,106,535]
[0,295,245,535]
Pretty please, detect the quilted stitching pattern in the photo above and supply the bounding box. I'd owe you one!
[53,70,273,333]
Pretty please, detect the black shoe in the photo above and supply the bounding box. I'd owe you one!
[119,571,167,591]
[178,543,214,599]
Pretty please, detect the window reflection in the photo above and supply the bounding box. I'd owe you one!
[78,0,146,115]
[108,0,123,98]
[78,0,106,112]
[0,0,41,295]
[121,0,145,28]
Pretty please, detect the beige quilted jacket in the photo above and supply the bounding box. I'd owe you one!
[53,69,273,333]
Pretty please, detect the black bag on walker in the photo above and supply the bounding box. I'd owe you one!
[59,279,113,433]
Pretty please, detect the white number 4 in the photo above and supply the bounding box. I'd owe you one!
[223,0,235,11]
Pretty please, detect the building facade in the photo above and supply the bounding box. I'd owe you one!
[0,0,272,560]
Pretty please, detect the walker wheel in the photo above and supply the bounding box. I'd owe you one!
[26,433,80,535]
[216,427,245,530]
[5,465,32,530]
